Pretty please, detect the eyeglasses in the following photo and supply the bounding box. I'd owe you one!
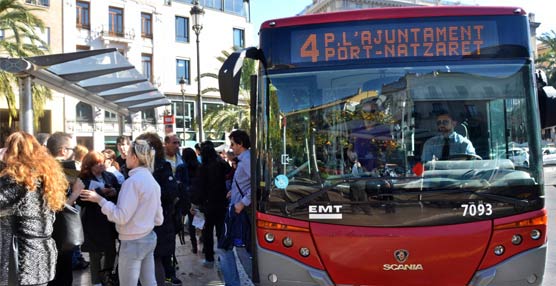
[436,120,451,126]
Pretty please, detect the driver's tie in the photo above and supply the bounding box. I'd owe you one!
[441,137,450,160]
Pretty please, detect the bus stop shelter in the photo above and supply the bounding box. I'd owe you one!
[0,48,170,134]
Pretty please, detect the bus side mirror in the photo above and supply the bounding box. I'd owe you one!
[218,47,260,105]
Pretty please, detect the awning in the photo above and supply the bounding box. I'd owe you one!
[0,48,170,116]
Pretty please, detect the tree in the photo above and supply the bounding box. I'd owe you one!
[0,0,51,129]
[537,30,556,86]
[200,48,256,135]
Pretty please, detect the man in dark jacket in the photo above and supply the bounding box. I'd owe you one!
[46,132,83,286]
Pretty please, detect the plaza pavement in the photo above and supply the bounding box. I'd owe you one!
[72,235,254,286]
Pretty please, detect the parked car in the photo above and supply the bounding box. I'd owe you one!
[543,147,556,165]
[498,147,529,168]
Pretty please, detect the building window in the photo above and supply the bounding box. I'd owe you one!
[105,111,118,122]
[224,0,244,15]
[142,54,153,83]
[142,108,156,124]
[25,0,49,6]
[175,16,189,42]
[176,59,190,85]
[76,102,93,122]
[199,0,222,10]
[76,1,90,29]
[233,28,244,48]
[203,103,225,141]
[141,12,152,38]
[174,100,194,130]
[108,6,124,36]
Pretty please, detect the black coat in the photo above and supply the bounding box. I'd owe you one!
[194,158,231,215]
[77,171,120,252]
[152,159,179,257]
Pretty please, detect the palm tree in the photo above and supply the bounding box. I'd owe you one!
[537,30,556,86]
[0,0,51,129]
[200,48,256,135]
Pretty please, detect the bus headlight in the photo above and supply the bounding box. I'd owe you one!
[264,232,275,243]
[493,245,505,256]
[530,229,541,240]
[299,247,310,257]
[282,236,293,248]
[511,234,522,245]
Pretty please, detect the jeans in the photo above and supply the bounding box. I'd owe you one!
[219,247,251,286]
[118,231,157,286]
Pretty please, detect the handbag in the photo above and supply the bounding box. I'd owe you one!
[51,204,84,251]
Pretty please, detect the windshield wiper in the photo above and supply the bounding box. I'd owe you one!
[284,176,391,213]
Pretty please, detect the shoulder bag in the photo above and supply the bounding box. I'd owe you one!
[52,204,84,251]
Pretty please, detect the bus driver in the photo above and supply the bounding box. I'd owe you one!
[421,112,476,162]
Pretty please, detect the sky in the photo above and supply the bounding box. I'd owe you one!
[249,0,556,44]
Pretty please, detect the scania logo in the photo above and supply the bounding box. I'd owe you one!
[394,249,409,263]
[383,249,423,271]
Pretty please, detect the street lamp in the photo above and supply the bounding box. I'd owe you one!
[190,0,205,142]
[179,76,186,144]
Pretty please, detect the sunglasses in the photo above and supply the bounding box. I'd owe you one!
[436,119,451,126]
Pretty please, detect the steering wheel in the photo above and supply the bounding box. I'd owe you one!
[447,153,482,161]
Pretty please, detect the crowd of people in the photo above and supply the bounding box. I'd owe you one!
[0,129,252,286]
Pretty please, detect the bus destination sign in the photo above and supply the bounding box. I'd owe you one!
[291,21,498,63]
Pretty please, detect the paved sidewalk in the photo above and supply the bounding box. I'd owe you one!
[73,236,254,286]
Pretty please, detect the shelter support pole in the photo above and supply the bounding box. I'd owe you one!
[19,76,34,134]
[119,115,124,136]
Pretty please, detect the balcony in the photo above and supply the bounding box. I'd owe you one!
[97,25,136,44]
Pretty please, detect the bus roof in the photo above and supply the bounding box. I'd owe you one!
[260,6,526,30]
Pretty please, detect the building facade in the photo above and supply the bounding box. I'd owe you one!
[9,0,253,150]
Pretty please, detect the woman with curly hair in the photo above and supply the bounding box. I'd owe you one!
[0,131,68,285]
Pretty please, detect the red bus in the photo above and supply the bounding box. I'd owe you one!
[219,6,547,286]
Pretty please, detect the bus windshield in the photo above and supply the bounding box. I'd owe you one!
[263,61,542,225]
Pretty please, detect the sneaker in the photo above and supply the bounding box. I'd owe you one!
[165,277,182,286]
[202,260,214,268]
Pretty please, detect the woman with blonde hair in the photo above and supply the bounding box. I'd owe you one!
[74,144,89,171]
[0,131,68,285]
[80,139,163,286]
